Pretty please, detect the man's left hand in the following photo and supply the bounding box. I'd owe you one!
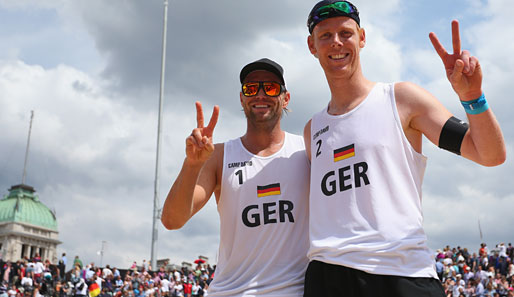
[429,20,483,101]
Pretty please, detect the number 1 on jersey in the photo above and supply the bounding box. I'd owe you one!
[235,169,244,185]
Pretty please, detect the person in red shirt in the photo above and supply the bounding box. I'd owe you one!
[183,281,192,297]
[479,243,488,258]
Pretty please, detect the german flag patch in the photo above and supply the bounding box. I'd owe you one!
[334,144,355,162]
[257,183,281,197]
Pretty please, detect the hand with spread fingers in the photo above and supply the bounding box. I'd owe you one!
[186,101,219,164]
[429,20,482,101]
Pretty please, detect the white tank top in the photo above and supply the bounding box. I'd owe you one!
[308,82,437,278]
[208,132,310,296]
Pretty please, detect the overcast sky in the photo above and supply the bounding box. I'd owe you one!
[1,0,513,269]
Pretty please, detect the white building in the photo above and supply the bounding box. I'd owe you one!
[0,184,60,262]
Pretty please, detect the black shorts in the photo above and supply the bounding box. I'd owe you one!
[304,260,445,297]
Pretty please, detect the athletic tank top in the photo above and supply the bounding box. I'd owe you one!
[208,132,310,296]
[308,82,438,278]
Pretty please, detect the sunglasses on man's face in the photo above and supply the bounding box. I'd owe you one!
[241,81,285,97]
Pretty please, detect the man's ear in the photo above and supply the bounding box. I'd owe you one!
[307,35,318,58]
[282,91,291,109]
[359,27,366,48]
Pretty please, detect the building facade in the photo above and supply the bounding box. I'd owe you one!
[0,184,60,262]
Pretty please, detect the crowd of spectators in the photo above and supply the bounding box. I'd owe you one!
[0,253,214,297]
[0,242,512,297]
[437,243,514,296]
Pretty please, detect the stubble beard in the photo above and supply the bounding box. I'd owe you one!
[244,99,283,130]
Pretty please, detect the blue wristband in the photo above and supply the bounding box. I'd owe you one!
[461,93,489,115]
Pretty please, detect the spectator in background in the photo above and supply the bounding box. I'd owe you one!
[0,282,8,297]
[453,275,465,296]
[464,266,474,283]
[465,278,476,297]
[99,287,110,297]
[6,285,15,297]
[482,255,490,269]
[500,243,508,259]
[183,281,192,297]
[84,264,95,281]
[59,253,67,280]
[2,262,10,285]
[508,260,514,280]
[74,276,87,297]
[174,279,184,297]
[73,256,83,270]
[33,258,44,282]
[480,243,489,258]
[436,258,444,280]
[484,282,496,296]
[191,280,200,297]
[142,260,147,272]
[172,270,180,283]
[33,253,41,263]
[471,252,480,271]
[476,277,486,297]
[160,275,170,297]
[21,271,33,289]
[102,265,113,279]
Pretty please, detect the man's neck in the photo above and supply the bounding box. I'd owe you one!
[241,124,285,157]
[325,69,375,115]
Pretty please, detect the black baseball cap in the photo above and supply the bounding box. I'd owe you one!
[308,0,360,34]
[239,58,285,85]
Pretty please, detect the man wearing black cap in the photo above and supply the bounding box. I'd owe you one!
[161,58,309,296]
[303,1,506,296]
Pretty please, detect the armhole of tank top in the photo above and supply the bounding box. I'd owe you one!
[390,82,427,161]
[309,114,316,160]
[310,108,324,153]
[218,141,228,208]
[288,132,308,160]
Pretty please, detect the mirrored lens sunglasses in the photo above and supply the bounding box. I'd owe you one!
[313,1,356,22]
[242,82,285,97]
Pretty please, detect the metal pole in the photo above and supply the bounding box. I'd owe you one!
[100,240,107,267]
[478,218,483,241]
[151,0,169,270]
[22,110,34,185]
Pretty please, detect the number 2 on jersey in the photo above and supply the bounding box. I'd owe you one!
[316,140,322,158]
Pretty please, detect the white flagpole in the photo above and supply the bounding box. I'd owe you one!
[151,0,169,270]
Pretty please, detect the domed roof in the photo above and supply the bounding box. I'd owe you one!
[0,184,58,231]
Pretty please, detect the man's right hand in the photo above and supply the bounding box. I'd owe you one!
[186,101,219,164]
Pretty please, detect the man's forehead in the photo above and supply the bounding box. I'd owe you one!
[313,16,358,33]
[243,70,281,82]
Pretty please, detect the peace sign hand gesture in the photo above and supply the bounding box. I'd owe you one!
[185,101,220,165]
[429,20,483,101]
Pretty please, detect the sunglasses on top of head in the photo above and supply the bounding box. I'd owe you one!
[242,81,286,97]
[312,1,357,22]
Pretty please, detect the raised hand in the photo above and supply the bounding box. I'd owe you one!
[429,20,483,100]
[186,101,220,164]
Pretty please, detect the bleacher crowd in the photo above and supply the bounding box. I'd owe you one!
[0,254,214,297]
[437,243,514,296]
[0,242,512,297]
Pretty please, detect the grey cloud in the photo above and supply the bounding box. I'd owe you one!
[69,1,314,109]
